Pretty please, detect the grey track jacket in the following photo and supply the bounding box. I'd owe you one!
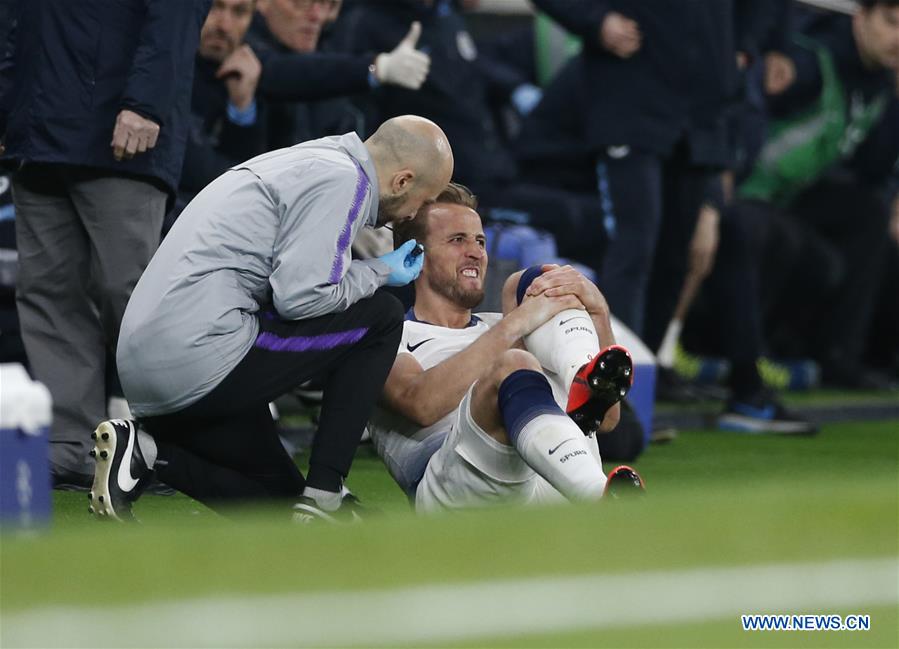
[117,133,391,416]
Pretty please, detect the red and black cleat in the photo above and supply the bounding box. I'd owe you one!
[603,464,646,498]
[566,344,634,434]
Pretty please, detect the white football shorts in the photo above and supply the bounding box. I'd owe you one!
[415,384,565,512]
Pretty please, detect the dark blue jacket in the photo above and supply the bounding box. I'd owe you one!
[0,0,210,194]
[532,0,747,165]
[331,0,517,187]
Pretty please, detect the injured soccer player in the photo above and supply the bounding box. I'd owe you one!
[367,182,644,513]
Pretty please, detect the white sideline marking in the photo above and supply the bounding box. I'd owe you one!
[3,558,896,647]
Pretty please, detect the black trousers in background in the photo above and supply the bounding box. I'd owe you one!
[594,142,714,348]
[784,179,891,365]
[725,180,890,368]
[682,205,767,398]
[141,290,403,510]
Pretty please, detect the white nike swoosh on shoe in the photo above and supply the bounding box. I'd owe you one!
[117,421,140,492]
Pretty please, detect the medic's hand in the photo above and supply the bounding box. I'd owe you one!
[380,239,425,287]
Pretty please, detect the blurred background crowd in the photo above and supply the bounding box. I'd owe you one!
[0,0,897,488]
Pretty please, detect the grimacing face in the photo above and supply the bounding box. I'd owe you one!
[199,0,255,62]
[419,204,487,310]
[856,4,899,70]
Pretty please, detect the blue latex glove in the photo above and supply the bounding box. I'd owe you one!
[380,238,425,287]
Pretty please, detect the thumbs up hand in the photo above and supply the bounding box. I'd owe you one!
[374,21,431,90]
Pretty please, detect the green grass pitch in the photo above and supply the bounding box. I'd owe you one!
[2,419,897,648]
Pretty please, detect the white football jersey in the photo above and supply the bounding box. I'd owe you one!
[367,312,502,490]
[371,312,501,441]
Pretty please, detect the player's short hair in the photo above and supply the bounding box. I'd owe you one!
[392,182,479,249]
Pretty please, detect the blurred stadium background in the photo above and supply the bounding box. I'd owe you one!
[1,0,898,647]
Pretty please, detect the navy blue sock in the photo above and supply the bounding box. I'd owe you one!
[515,265,545,305]
[497,369,565,445]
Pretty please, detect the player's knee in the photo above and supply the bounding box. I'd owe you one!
[492,349,542,385]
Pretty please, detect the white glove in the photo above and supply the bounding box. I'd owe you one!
[375,22,431,90]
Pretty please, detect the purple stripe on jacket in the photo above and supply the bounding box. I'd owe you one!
[255,327,369,353]
[328,160,370,283]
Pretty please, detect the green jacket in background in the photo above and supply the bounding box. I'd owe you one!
[739,34,891,206]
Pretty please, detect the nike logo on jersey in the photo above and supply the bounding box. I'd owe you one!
[559,316,590,326]
[406,339,435,353]
[548,438,575,455]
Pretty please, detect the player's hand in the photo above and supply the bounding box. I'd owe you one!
[688,203,720,279]
[513,292,584,337]
[524,264,610,317]
[217,44,262,111]
[764,51,796,96]
[375,22,431,90]
[380,239,425,286]
[599,12,641,58]
[111,109,160,161]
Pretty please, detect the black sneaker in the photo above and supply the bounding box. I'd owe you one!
[88,419,154,521]
[603,465,646,498]
[718,392,817,435]
[654,366,704,403]
[566,345,634,434]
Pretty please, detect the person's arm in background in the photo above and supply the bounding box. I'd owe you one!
[734,0,791,67]
[215,44,267,163]
[515,56,590,164]
[473,26,542,118]
[531,0,640,59]
[753,1,801,97]
[688,175,725,282]
[113,0,210,161]
[257,20,429,101]
[180,46,267,195]
[257,50,372,101]
[762,10,827,116]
